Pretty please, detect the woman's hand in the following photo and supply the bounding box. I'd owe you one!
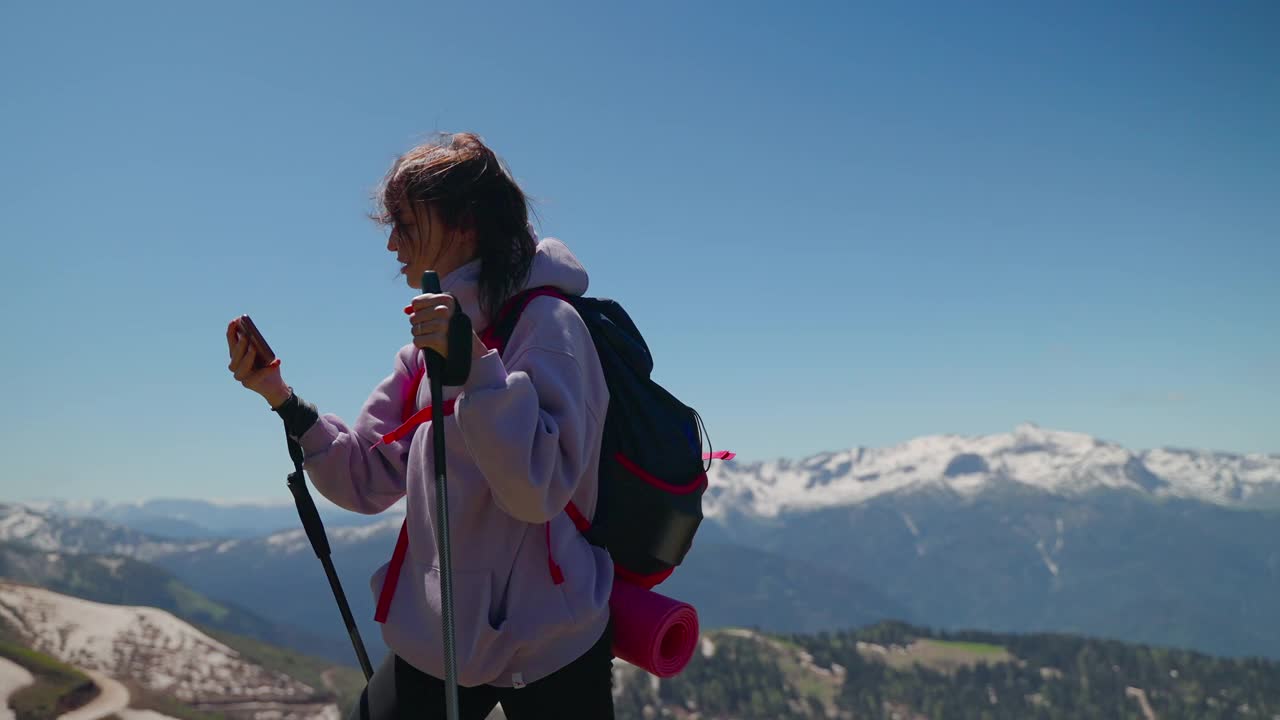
[407,294,489,361]
[225,319,291,408]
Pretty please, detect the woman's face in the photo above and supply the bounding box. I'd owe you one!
[387,202,451,289]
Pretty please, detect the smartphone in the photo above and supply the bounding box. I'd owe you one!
[237,314,277,369]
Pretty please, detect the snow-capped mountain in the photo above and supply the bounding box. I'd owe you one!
[704,423,1280,519]
[0,582,339,719]
[0,504,192,561]
[244,514,405,555]
[17,425,1274,534]
[0,504,409,665]
[0,503,404,562]
[23,497,406,540]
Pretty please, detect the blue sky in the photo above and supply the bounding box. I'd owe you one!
[2,1,1277,502]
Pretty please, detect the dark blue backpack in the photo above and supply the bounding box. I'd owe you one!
[482,287,732,588]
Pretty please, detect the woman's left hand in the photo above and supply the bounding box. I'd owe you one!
[406,293,488,361]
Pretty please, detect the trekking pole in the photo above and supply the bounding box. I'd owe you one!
[283,433,375,680]
[421,271,461,720]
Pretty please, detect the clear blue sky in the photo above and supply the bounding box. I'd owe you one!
[2,1,1277,502]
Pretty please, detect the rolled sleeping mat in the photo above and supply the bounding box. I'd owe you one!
[608,577,699,678]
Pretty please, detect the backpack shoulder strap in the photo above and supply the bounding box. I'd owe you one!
[479,286,572,355]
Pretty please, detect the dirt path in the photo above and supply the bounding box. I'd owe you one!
[0,656,35,720]
[57,670,128,720]
[1125,686,1158,720]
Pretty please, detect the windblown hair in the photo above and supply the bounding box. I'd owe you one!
[374,132,537,319]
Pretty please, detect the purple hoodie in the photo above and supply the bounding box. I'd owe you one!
[297,238,613,688]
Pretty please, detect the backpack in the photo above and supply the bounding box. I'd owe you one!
[481,287,733,589]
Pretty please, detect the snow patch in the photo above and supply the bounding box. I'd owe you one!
[330,516,404,543]
[95,557,126,574]
[1035,540,1060,577]
[700,636,716,658]
[900,513,919,537]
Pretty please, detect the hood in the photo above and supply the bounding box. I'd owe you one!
[439,236,589,333]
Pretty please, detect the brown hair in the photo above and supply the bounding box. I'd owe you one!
[374,132,537,319]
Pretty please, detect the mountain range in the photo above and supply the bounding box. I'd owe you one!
[0,540,353,664]
[701,424,1280,659]
[6,424,1279,664]
[19,497,401,540]
[702,423,1280,518]
[0,504,906,667]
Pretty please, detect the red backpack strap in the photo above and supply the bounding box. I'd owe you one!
[371,399,457,450]
[374,520,410,622]
[479,287,571,354]
[615,564,675,590]
[564,501,591,532]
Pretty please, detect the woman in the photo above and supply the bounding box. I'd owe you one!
[226,132,615,719]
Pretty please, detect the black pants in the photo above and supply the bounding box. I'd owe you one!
[349,622,615,719]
